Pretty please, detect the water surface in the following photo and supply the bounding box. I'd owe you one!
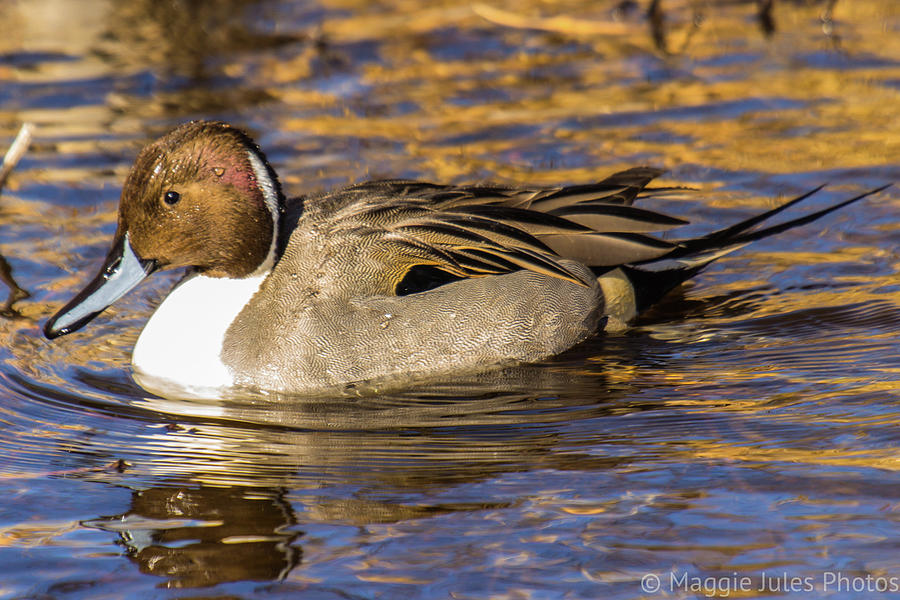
[1,0,900,598]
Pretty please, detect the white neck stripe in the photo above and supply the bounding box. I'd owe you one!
[246,147,280,275]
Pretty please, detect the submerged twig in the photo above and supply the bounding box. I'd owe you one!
[647,0,666,52]
[821,0,841,48]
[0,123,34,193]
[648,0,704,56]
[0,254,29,318]
[758,0,775,37]
[0,123,35,318]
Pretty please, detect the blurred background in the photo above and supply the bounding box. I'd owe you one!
[1,0,899,598]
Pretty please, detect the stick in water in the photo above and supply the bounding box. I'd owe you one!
[0,123,35,192]
[0,123,35,317]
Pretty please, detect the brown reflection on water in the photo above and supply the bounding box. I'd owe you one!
[85,487,301,587]
[96,0,302,116]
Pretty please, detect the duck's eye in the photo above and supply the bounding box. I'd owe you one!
[163,190,180,205]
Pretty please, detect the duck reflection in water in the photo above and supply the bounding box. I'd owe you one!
[84,486,301,588]
[71,361,651,588]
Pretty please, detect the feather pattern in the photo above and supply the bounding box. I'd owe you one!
[297,169,886,297]
[305,168,692,292]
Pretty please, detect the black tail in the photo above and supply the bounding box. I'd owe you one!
[621,262,707,313]
[624,183,891,312]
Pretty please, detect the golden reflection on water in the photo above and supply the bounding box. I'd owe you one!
[0,0,899,595]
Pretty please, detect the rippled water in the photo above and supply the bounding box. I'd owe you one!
[2,0,900,598]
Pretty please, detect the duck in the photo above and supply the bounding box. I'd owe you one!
[43,120,886,397]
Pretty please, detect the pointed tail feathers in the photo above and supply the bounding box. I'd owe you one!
[623,183,890,313]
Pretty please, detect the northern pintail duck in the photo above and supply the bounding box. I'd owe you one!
[44,121,886,397]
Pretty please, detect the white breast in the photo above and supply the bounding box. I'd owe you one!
[131,272,267,397]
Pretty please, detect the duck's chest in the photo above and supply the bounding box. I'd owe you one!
[131,272,266,396]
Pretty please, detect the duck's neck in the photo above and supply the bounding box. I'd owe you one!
[245,147,283,275]
[131,270,269,397]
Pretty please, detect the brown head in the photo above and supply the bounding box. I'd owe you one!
[121,120,282,277]
[44,121,283,338]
